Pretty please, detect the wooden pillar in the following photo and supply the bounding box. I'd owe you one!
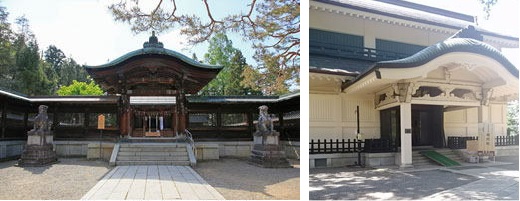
[52,104,60,130]
[83,108,89,137]
[216,106,222,138]
[23,111,29,132]
[278,111,284,139]
[1,101,6,138]
[178,90,187,134]
[247,109,254,135]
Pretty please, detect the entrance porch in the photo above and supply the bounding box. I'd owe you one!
[342,37,519,168]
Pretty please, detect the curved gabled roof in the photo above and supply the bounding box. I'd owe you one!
[85,47,222,70]
[372,38,518,77]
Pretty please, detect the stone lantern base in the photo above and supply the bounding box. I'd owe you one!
[18,134,58,167]
[250,131,290,168]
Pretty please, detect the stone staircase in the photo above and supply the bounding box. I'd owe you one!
[412,149,465,168]
[110,143,196,166]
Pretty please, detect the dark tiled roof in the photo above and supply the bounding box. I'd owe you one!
[375,38,518,77]
[310,55,375,73]
[85,47,222,70]
[346,38,519,87]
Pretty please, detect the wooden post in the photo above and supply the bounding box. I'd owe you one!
[247,110,254,136]
[84,109,89,136]
[1,101,6,138]
[23,111,28,132]
[216,106,222,138]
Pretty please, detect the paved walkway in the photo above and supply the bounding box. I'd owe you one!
[81,165,225,200]
[423,166,519,200]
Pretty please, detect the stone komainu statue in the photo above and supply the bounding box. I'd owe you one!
[28,105,51,135]
[257,105,274,133]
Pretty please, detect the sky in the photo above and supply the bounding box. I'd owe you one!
[0,0,518,68]
[1,0,257,66]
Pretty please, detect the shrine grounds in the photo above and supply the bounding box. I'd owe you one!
[0,157,299,200]
[310,156,519,200]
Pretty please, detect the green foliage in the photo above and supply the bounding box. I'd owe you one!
[0,6,90,95]
[108,0,299,93]
[242,51,293,95]
[199,33,262,96]
[507,100,518,136]
[57,80,103,96]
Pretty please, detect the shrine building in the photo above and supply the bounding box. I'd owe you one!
[309,0,518,168]
[0,33,300,165]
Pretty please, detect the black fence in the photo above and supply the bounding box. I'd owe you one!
[364,139,398,153]
[309,139,363,154]
[447,136,478,149]
[309,138,397,154]
[448,135,519,149]
[496,135,519,146]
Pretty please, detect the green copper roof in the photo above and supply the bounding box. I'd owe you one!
[85,32,222,70]
[373,38,519,77]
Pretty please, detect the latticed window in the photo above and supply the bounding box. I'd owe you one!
[221,113,247,127]
[58,113,84,127]
[189,113,216,127]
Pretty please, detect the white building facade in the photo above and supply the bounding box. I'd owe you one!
[309,0,519,168]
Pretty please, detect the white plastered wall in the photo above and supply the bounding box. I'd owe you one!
[444,103,508,138]
[310,92,380,141]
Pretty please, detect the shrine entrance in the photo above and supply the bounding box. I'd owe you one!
[84,32,223,138]
[128,96,177,137]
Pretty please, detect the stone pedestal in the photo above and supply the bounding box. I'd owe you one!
[250,131,290,168]
[18,134,58,167]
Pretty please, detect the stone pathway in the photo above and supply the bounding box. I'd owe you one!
[81,165,225,200]
[423,166,519,200]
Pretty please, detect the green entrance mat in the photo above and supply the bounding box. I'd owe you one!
[419,150,461,167]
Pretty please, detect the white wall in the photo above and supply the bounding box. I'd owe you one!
[310,93,380,141]
[444,103,508,138]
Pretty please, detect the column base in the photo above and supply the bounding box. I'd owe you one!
[399,164,414,169]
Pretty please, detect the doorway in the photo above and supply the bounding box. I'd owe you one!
[411,105,444,147]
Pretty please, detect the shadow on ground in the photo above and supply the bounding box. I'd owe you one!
[309,167,478,200]
[194,157,300,200]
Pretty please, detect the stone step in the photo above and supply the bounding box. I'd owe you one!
[119,143,186,148]
[119,147,186,152]
[115,161,191,166]
[118,151,187,157]
[117,155,189,161]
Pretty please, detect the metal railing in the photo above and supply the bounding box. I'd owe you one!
[448,135,519,149]
[309,138,397,154]
[310,41,413,62]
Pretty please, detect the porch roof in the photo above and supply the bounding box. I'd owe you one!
[343,38,519,94]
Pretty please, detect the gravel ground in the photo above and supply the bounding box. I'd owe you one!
[0,158,112,200]
[194,158,300,200]
[309,167,478,200]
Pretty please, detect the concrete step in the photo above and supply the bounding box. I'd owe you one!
[117,155,189,161]
[115,161,191,166]
[119,147,186,152]
[118,151,187,157]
